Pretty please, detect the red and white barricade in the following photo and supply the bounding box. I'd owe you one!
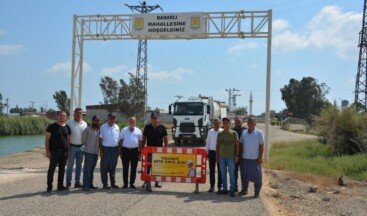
[141,147,207,192]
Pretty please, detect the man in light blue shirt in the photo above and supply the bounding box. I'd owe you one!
[239,118,264,198]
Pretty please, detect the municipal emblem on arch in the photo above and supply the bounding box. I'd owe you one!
[190,17,200,30]
[134,18,144,31]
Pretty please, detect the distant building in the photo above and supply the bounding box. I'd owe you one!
[144,110,172,124]
[85,104,125,122]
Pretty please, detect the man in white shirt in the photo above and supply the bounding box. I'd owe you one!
[119,117,142,189]
[205,118,223,193]
[99,113,120,189]
[239,118,264,198]
[66,108,87,189]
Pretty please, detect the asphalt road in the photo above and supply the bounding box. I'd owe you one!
[0,124,315,216]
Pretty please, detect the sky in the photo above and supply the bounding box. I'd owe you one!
[0,0,362,115]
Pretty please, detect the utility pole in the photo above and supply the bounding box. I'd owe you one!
[30,101,35,112]
[125,1,163,117]
[225,88,240,112]
[5,98,9,115]
[42,100,48,113]
[232,93,241,110]
[355,0,367,111]
[174,95,184,101]
[249,91,253,116]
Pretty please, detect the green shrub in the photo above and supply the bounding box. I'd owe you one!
[314,105,367,155]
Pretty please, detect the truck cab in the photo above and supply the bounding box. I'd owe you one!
[170,97,216,146]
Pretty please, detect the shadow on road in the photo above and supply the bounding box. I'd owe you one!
[0,186,255,203]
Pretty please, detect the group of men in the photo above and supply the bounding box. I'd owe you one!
[45,109,167,192]
[45,109,264,198]
[205,116,264,198]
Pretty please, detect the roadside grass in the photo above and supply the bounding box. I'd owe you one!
[266,139,367,181]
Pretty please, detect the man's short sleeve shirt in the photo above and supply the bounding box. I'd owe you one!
[120,127,142,148]
[46,122,71,152]
[143,124,167,147]
[99,123,120,147]
[240,128,264,159]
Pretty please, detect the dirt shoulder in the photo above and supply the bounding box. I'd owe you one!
[266,170,367,216]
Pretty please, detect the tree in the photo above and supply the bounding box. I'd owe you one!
[280,77,330,122]
[100,76,119,105]
[53,90,70,113]
[10,105,22,114]
[100,74,145,119]
[260,110,277,118]
[0,93,3,114]
[233,106,247,115]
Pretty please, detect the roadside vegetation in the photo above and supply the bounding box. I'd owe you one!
[314,105,367,155]
[0,116,54,136]
[266,139,367,181]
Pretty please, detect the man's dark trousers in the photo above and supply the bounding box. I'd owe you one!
[208,150,222,189]
[47,150,67,189]
[121,147,139,185]
[100,146,119,187]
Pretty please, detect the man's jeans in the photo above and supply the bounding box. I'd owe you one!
[66,145,84,185]
[220,158,235,192]
[83,153,98,189]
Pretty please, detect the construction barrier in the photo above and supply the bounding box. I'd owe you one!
[141,147,207,193]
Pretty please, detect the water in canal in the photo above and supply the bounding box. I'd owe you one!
[0,135,44,157]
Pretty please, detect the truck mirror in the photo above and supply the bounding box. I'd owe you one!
[169,104,172,114]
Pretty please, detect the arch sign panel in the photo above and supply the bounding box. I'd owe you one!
[131,12,206,38]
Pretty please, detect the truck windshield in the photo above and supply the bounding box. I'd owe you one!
[174,102,203,115]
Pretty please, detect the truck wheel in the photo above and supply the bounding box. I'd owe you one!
[174,139,181,146]
[183,139,189,145]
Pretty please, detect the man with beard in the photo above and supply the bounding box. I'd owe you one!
[81,115,101,191]
[232,116,247,192]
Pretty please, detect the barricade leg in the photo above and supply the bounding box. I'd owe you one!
[194,183,199,194]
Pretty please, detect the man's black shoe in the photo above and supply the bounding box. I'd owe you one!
[208,188,214,193]
[46,187,52,193]
[89,186,98,190]
[155,182,162,188]
[74,182,82,188]
[239,190,248,196]
[103,185,111,190]
[82,187,90,192]
[57,186,69,191]
[122,184,128,189]
[111,185,119,189]
[254,193,260,198]
[217,190,228,195]
[230,191,235,197]
[130,184,136,189]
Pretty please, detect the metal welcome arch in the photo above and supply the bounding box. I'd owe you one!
[70,10,272,160]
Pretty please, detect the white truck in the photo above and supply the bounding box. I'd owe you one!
[169,95,227,146]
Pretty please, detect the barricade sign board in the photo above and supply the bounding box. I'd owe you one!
[141,147,207,184]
